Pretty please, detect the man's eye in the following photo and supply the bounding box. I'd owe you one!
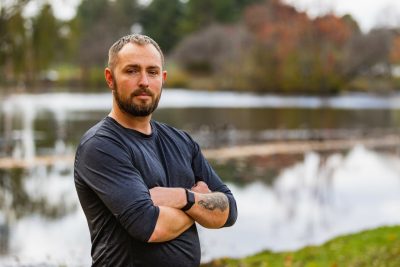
[148,70,159,76]
[126,69,138,74]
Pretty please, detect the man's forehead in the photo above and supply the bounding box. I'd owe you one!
[117,42,162,66]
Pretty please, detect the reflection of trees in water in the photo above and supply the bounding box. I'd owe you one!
[0,94,78,253]
[190,123,240,149]
[211,154,303,186]
[0,167,76,254]
[190,121,400,153]
[273,152,341,240]
[0,168,74,219]
[214,151,342,241]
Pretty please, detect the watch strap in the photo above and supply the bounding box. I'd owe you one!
[181,189,195,211]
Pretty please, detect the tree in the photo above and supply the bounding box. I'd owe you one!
[179,0,263,35]
[172,23,253,90]
[140,0,185,53]
[243,0,314,92]
[32,3,58,74]
[173,0,359,93]
[341,14,361,34]
[72,0,143,87]
[241,1,357,93]
[308,14,353,93]
[0,0,30,86]
[75,0,112,68]
[343,29,393,79]
[5,10,28,83]
[113,0,140,30]
[75,0,141,68]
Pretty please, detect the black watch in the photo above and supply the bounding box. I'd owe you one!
[181,189,195,211]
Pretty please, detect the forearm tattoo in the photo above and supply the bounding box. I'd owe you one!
[198,193,229,212]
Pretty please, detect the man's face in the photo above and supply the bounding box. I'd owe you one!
[108,43,166,117]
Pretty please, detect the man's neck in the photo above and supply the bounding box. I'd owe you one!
[109,108,152,135]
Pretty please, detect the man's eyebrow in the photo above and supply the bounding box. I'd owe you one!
[146,65,161,69]
[123,64,140,69]
[122,64,160,69]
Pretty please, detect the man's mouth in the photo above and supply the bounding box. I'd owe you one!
[132,89,153,97]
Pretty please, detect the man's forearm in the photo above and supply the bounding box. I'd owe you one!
[186,192,229,228]
[150,187,186,209]
[149,184,230,229]
[148,206,194,243]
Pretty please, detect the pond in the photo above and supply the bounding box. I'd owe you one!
[1,89,400,266]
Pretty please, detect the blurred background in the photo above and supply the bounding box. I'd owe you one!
[1,0,400,266]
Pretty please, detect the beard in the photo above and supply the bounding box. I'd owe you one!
[113,78,161,117]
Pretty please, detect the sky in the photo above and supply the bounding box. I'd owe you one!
[25,0,400,33]
[283,0,400,32]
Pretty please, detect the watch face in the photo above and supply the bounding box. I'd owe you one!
[188,190,195,205]
[182,189,195,211]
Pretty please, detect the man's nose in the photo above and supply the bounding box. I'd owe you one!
[138,72,149,87]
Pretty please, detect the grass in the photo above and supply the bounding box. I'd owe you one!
[201,225,400,267]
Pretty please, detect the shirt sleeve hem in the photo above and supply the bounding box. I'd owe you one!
[144,205,160,242]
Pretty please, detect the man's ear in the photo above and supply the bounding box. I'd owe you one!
[105,68,114,89]
[162,70,167,85]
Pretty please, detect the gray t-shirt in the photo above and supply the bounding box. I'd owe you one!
[74,117,237,267]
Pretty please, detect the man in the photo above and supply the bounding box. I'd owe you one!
[74,34,237,267]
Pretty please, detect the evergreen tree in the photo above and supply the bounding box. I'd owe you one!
[0,0,30,85]
[75,0,140,67]
[141,0,185,53]
[114,0,140,32]
[32,3,58,73]
[6,10,28,83]
[180,0,263,34]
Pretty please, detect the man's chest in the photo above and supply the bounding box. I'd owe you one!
[130,139,196,189]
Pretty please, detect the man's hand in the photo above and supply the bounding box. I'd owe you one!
[191,181,211,194]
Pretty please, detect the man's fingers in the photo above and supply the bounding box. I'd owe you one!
[191,181,211,193]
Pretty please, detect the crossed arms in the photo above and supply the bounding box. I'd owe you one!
[148,181,230,242]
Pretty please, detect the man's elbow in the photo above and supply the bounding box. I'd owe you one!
[147,207,193,242]
[147,230,162,243]
[223,212,237,227]
[198,215,228,229]
[147,226,170,243]
[222,200,238,227]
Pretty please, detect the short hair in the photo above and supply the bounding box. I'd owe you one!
[108,34,164,70]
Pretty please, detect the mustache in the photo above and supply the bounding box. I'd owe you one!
[131,88,154,97]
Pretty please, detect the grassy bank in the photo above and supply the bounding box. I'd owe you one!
[201,225,400,267]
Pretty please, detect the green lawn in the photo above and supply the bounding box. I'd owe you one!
[201,225,400,267]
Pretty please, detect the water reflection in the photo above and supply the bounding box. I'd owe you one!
[2,92,400,156]
[1,91,400,265]
[0,146,399,265]
[0,162,77,257]
[199,146,400,262]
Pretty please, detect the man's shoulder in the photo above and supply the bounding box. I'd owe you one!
[75,117,131,167]
[153,120,180,133]
[78,117,122,148]
[153,120,193,142]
